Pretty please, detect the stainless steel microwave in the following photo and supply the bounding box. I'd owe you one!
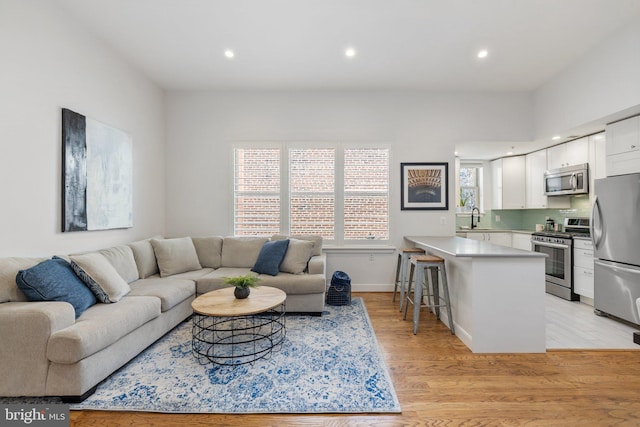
[544,163,589,196]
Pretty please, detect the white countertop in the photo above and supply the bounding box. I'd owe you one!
[457,228,533,234]
[405,236,546,258]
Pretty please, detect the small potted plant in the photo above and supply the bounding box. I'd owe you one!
[224,274,261,299]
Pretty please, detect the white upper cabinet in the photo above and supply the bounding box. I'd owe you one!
[526,150,570,209]
[547,137,589,170]
[607,116,640,155]
[588,132,606,202]
[491,159,503,210]
[493,156,525,210]
[606,116,640,176]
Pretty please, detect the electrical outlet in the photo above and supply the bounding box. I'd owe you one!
[440,216,446,225]
[495,215,501,222]
[369,254,374,262]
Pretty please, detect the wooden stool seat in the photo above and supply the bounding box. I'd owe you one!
[410,254,444,264]
[403,248,426,253]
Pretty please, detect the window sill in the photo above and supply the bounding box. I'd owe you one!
[456,212,485,217]
[322,245,396,254]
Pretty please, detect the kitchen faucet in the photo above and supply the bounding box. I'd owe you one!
[471,207,480,229]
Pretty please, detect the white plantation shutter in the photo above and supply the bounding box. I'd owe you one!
[234,147,281,236]
[344,148,389,240]
[289,148,335,239]
[233,144,390,243]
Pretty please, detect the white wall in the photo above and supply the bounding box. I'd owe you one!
[0,0,166,257]
[534,14,640,138]
[165,90,532,286]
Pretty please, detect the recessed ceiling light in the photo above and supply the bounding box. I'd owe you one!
[345,48,356,58]
[506,151,513,155]
[477,49,488,59]
[224,49,235,59]
[552,135,561,140]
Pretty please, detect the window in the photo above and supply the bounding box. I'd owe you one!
[234,144,390,243]
[344,148,389,240]
[459,163,483,211]
[234,148,281,236]
[289,148,336,238]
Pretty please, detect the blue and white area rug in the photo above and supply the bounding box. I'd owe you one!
[5,298,401,414]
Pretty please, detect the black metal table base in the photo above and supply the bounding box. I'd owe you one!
[191,304,286,366]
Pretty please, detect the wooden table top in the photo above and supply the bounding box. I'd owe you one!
[191,286,286,317]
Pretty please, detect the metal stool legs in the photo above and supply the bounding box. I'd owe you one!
[403,256,455,335]
[392,253,402,303]
[393,248,425,312]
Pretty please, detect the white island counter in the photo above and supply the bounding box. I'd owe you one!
[405,236,547,353]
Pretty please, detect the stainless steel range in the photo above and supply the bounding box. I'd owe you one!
[531,217,590,301]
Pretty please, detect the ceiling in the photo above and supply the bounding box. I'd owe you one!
[55,0,640,93]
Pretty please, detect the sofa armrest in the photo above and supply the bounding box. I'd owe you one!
[308,254,326,276]
[0,301,75,396]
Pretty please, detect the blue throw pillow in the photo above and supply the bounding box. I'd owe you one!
[16,256,97,318]
[252,239,290,276]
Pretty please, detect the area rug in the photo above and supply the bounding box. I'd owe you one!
[4,297,401,414]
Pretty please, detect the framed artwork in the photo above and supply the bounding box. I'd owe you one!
[400,162,449,210]
[62,108,133,232]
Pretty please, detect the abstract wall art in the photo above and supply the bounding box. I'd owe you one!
[400,162,449,210]
[62,108,132,232]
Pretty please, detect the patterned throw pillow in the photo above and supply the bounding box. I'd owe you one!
[70,253,131,303]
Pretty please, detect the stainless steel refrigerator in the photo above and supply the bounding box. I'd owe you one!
[591,173,640,326]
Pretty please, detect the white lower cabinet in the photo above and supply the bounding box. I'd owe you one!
[573,239,594,299]
[464,232,512,247]
[511,233,532,251]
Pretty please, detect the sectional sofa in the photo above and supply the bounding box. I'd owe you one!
[0,235,326,401]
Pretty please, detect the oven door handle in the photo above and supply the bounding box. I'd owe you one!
[531,241,570,250]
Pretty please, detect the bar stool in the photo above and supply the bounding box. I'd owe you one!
[403,254,455,335]
[393,247,425,311]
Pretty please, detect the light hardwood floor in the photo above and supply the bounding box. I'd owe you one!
[70,292,640,426]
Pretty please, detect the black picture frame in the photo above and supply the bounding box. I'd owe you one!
[400,162,449,210]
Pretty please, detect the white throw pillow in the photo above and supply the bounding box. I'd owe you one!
[151,237,202,277]
[280,238,314,274]
[70,253,131,303]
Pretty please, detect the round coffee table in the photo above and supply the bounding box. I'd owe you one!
[191,286,286,366]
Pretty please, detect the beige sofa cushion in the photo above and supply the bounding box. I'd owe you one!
[221,237,269,268]
[47,296,161,364]
[151,237,202,277]
[128,238,160,279]
[70,253,131,303]
[128,277,195,312]
[0,257,44,302]
[273,234,323,256]
[196,268,325,295]
[191,236,223,269]
[280,238,314,274]
[99,245,140,283]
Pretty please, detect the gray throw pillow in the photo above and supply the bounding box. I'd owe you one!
[151,237,202,277]
[280,238,314,274]
[191,236,223,269]
[128,238,160,279]
[221,237,269,268]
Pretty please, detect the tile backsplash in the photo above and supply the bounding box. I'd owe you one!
[456,196,592,231]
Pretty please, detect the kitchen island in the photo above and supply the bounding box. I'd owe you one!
[405,236,547,353]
